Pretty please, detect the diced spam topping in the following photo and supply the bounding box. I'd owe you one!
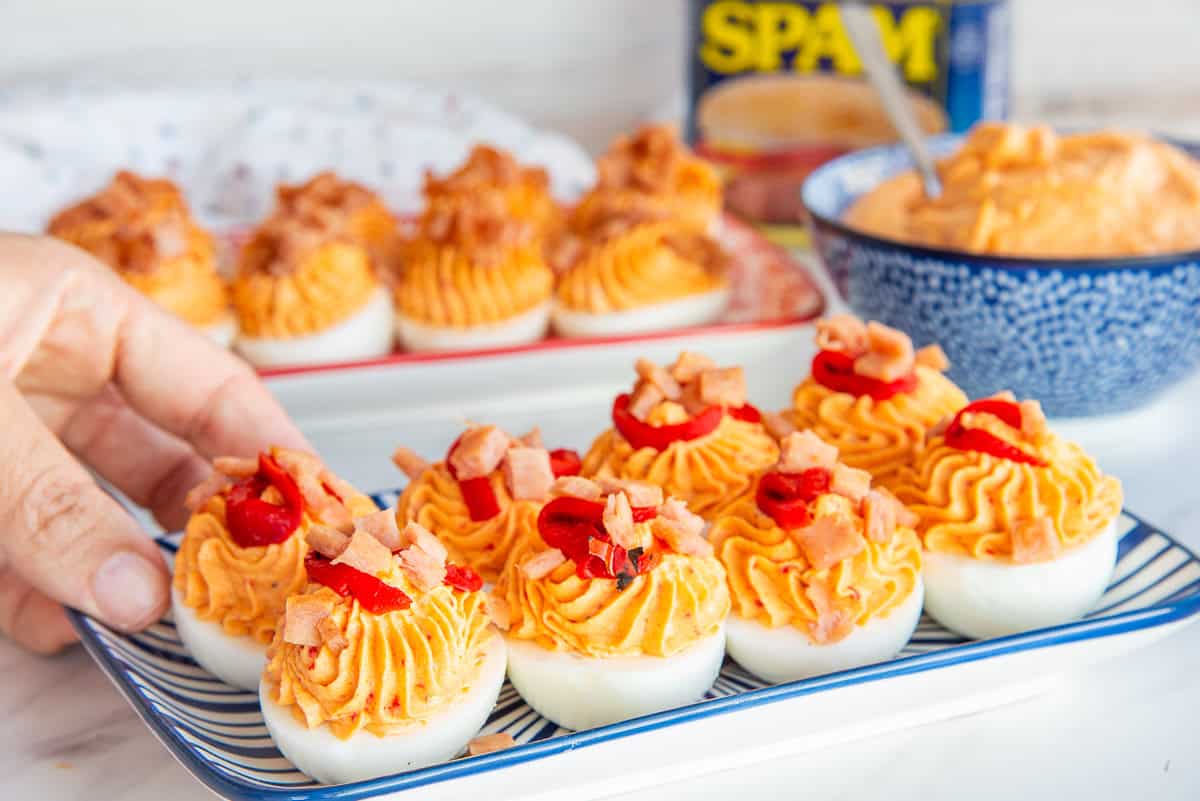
[853,321,915,383]
[391,446,430,480]
[282,595,334,646]
[397,542,448,591]
[628,382,666,421]
[522,548,567,579]
[485,595,512,631]
[830,463,871,504]
[468,733,516,756]
[778,431,839,473]
[914,344,950,372]
[815,314,869,356]
[503,447,555,501]
[518,427,544,448]
[331,528,394,576]
[1019,399,1048,437]
[1011,516,1060,564]
[669,351,717,384]
[760,410,798,441]
[357,509,404,551]
[595,477,664,508]
[603,491,637,549]
[550,475,604,501]
[794,515,865,571]
[317,616,348,654]
[184,472,229,512]
[306,524,351,559]
[275,448,353,532]
[805,577,855,644]
[697,366,746,408]
[449,425,510,480]
[635,357,682,400]
[212,456,258,478]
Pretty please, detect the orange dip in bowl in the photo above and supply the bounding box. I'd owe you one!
[844,123,1200,258]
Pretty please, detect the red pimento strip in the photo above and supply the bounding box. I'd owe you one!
[755,467,832,530]
[727,404,763,424]
[811,350,918,401]
[304,553,411,614]
[445,437,502,522]
[943,400,1047,466]
[225,454,304,548]
[548,448,583,478]
[536,496,656,582]
[443,563,484,593]
[611,394,723,451]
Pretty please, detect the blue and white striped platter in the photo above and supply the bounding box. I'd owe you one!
[67,498,1200,801]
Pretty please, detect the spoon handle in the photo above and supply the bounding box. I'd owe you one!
[841,2,943,198]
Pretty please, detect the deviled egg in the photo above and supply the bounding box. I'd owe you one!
[172,448,377,689]
[47,170,235,345]
[392,424,582,584]
[232,173,397,367]
[582,351,778,519]
[780,314,967,490]
[550,216,731,337]
[493,476,730,730]
[709,431,924,682]
[261,517,503,784]
[393,192,554,352]
[893,395,1123,639]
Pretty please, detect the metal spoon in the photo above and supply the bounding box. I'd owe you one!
[841,1,942,198]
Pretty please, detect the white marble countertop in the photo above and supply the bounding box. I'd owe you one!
[3,363,1199,800]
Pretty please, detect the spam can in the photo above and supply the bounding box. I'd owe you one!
[686,0,1010,245]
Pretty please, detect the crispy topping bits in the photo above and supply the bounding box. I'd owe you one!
[862,490,897,544]
[468,732,517,757]
[596,478,664,508]
[653,499,712,557]
[48,170,198,275]
[1011,516,1061,564]
[450,425,511,480]
[421,190,532,259]
[391,446,430,480]
[397,542,448,591]
[596,124,688,193]
[400,521,449,563]
[425,145,548,196]
[521,548,567,580]
[805,577,855,644]
[276,171,381,220]
[760,410,798,441]
[282,596,334,647]
[503,447,555,501]
[778,431,839,474]
[603,491,637,549]
[914,344,950,372]
[331,528,394,576]
[794,515,866,571]
[550,475,604,501]
[273,448,353,532]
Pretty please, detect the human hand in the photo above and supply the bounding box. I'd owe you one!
[0,233,308,653]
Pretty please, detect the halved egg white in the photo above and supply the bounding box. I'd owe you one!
[235,287,394,368]
[551,287,731,339]
[923,520,1118,640]
[395,301,550,352]
[170,586,267,691]
[202,314,237,349]
[505,626,725,731]
[260,633,507,785]
[725,579,924,684]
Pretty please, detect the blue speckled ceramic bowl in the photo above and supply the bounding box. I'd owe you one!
[802,134,1200,417]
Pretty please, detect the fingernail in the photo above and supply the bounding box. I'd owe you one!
[92,552,167,630]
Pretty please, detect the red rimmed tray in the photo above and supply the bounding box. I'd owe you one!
[252,213,826,378]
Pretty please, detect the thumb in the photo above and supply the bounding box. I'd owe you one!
[0,380,169,632]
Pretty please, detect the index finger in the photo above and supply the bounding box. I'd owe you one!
[112,278,311,459]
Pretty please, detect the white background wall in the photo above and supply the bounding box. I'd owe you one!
[3,0,1199,150]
